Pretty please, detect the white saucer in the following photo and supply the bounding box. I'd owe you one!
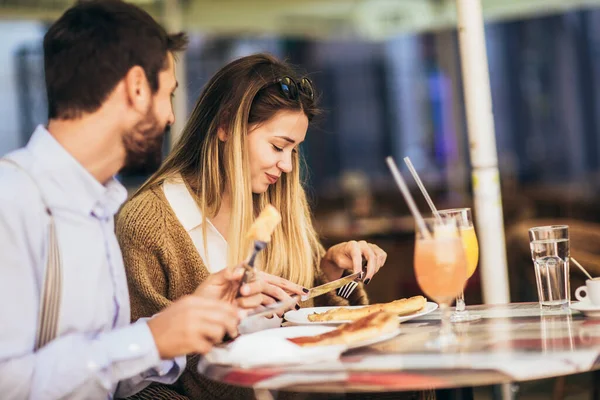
[570,301,600,318]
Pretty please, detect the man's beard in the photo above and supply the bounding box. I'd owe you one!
[120,106,168,176]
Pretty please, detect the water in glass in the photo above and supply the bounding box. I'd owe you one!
[530,238,570,308]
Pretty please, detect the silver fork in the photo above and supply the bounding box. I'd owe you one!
[336,257,367,299]
[337,280,359,299]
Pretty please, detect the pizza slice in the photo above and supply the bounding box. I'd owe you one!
[289,311,398,347]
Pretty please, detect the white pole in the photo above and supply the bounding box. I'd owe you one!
[455,0,510,304]
[163,0,188,149]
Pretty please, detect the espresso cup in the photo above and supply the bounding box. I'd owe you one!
[575,279,600,306]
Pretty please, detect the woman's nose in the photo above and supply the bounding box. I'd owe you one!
[277,154,293,173]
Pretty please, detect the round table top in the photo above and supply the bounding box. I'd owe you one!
[198,302,600,393]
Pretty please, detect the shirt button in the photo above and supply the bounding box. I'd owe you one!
[87,361,98,371]
[128,343,141,353]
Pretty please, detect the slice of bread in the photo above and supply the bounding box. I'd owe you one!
[307,295,427,322]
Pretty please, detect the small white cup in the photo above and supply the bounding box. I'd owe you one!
[575,279,600,305]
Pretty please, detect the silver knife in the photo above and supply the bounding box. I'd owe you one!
[300,271,363,301]
[243,295,300,319]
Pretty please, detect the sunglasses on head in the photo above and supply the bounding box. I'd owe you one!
[273,76,315,101]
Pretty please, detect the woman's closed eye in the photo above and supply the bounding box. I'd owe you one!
[272,143,299,154]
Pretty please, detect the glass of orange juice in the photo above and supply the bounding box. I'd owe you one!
[438,208,482,323]
[414,216,468,349]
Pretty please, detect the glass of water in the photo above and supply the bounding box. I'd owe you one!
[529,225,570,310]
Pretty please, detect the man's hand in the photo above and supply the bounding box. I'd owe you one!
[147,296,239,359]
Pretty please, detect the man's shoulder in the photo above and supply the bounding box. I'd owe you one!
[0,149,43,206]
[0,150,48,238]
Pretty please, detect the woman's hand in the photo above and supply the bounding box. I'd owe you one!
[194,265,307,316]
[252,270,307,317]
[320,240,387,284]
[254,270,307,297]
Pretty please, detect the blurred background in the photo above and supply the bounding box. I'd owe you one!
[4,0,600,321]
[5,0,600,397]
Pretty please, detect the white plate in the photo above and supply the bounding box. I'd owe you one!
[259,325,402,350]
[284,301,438,325]
[570,301,600,318]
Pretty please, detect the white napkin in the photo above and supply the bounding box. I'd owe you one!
[204,332,346,369]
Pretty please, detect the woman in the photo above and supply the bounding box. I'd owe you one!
[116,53,387,399]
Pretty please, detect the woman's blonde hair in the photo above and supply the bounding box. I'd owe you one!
[135,53,323,288]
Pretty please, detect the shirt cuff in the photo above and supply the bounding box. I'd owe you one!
[127,319,186,382]
[107,320,159,362]
[145,356,186,384]
[156,360,175,376]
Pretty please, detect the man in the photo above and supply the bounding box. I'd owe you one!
[0,1,285,398]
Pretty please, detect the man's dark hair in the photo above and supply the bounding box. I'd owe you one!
[43,0,188,119]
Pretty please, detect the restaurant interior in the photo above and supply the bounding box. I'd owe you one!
[4,0,600,399]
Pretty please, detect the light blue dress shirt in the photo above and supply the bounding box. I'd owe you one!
[0,126,185,399]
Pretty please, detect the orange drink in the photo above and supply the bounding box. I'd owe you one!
[414,236,468,305]
[460,226,479,279]
[414,216,468,349]
[438,208,481,323]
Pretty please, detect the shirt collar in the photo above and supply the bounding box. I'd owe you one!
[162,175,203,231]
[27,125,127,217]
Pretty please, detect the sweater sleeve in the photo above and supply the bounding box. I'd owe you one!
[116,191,254,400]
[116,195,173,322]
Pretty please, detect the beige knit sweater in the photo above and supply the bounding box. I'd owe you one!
[116,186,370,399]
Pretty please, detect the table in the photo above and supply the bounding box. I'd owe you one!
[199,303,600,396]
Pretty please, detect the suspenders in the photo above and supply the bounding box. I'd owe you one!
[1,158,62,350]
